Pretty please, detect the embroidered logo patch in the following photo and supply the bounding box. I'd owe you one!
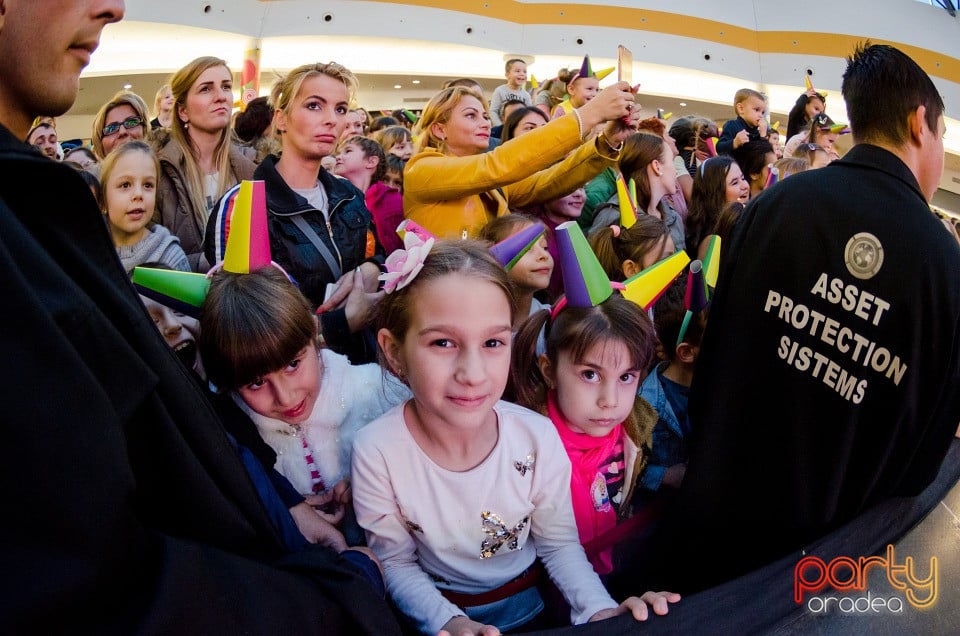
[844,232,884,280]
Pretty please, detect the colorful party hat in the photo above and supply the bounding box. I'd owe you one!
[771,120,781,132]
[764,165,779,189]
[827,123,850,134]
[222,180,271,274]
[702,234,721,290]
[621,250,690,311]
[401,109,418,124]
[703,136,718,157]
[677,260,708,346]
[657,109,673,120]
[804,75,813,91]
[555,220,613,307]
[489,222,546,270]
[574,55,595,81]
[616,172,638,229]
[396,219,437,243]
[529,74,539,90]
[595,66,615,81]
[132,268,211,318]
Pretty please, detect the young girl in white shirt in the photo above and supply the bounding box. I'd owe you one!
[351,237,678,635]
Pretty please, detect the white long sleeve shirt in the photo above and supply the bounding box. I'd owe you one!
[352,400,617,634]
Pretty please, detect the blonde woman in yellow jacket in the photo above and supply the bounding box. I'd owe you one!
[404,82,639,238]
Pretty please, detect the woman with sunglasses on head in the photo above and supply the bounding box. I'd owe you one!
[156,56,256,271]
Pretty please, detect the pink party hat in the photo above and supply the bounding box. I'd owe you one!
[702,234,721,291]
[396,219,437,242]
[489,222,546,270]
[764,165,779,189]
[555,220,613,307]
[621,250,690,311]
[132,267,210,318]
[703,137,718,157]
[677,259,708,346]
[223,180,271,274]
[616,172,638,229]
[595,66,615,81]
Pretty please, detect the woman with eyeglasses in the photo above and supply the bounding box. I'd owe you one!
[156,56,256,271]
[90,91,149,164]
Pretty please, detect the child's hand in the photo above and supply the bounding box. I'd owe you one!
[733,129,750,149]
[758,118,768,137]
[589,591,681,622]
[288,501,348,551]
[437,616,501,636]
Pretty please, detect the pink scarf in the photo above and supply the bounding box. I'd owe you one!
[547,391,622,574]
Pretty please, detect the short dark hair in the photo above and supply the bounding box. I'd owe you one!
[200,268,316,390]
[842,42,943,147]
[499,98,527,120]
[501,106,547,142]
[731,137,775,180]
[234,96,273,143]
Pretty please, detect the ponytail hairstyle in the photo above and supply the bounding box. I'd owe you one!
[589,215,670,282]
[511,293,656,416]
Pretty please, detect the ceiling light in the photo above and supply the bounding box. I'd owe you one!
[679,102,687,107]
[412,80,421,84]
[123,83,132,89]
[394,84,402,89]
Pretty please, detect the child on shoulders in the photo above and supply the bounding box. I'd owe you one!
[716,88,768,155]
[489,58,533,126]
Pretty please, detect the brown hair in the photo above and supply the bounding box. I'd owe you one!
[590,215,670,282]
[91,90,150,159]
[413,86,490,153]
[617,133,666,212]
[511,293,656,415]
[734,88,766,107]
[478,213,539,245]
[200,267,316,390]
[712,201,745,245]
[374,125,412,154]
[773,156,808,179]
[653,275,707,361]
[375,240,517,372]
[341,135,386,184]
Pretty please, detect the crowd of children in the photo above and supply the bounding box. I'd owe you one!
[24,42,959,635]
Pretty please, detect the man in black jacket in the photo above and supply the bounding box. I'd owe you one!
[644,43,960,594]
[0,2,400,633]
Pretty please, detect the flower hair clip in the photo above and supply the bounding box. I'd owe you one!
[380,233,435,293]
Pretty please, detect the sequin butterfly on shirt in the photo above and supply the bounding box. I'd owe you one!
[480,511,529,559]
[513,452,536,476]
